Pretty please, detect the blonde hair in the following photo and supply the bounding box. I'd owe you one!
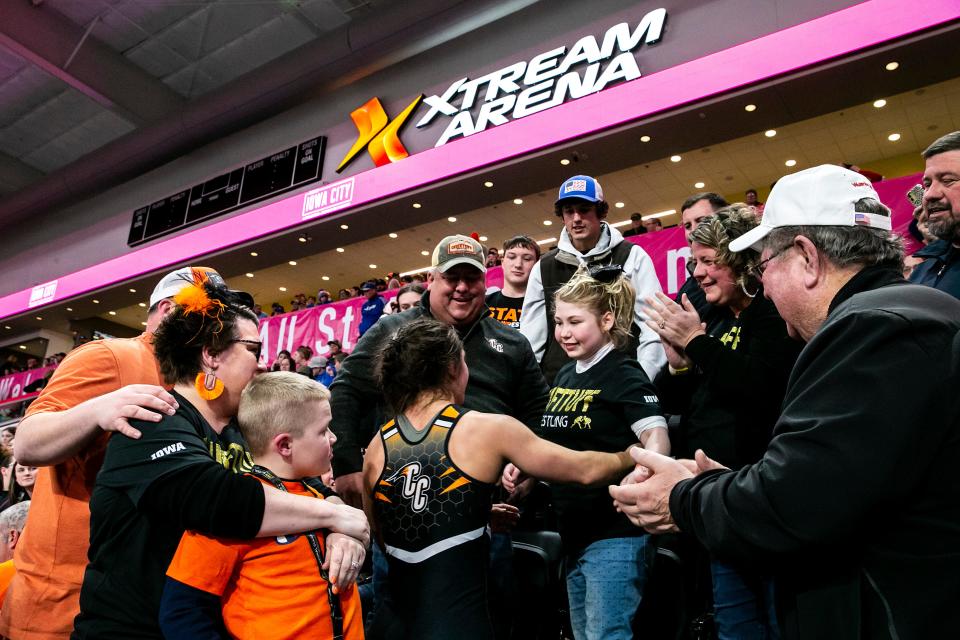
[238,371,330,456]
[688,204,761,283]
[554,267,635,349]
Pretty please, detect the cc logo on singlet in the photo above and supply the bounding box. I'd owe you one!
[386,463,431,513]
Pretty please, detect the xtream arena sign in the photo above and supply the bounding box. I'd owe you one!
[416,7,667,146]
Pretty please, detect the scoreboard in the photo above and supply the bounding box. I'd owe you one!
[128,136,325,246]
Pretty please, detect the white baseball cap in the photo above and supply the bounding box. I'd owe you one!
[729,165,891,253]
[149,266,225,307]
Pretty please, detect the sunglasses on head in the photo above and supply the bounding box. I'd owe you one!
[588,264,624,283]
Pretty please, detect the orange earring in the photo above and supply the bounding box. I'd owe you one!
[195,371,224,400]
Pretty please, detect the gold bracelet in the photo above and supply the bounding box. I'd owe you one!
[668,365,690,375]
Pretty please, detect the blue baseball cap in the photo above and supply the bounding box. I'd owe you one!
[556,175,605,205]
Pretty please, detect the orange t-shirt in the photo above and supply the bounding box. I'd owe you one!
[0,334,163,640]
[0,560,16,608]
[165,481,364,640]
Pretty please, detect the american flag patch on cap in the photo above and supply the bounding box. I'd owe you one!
[565,179,587,193]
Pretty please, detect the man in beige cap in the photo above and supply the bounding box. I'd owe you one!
[1,266,236,640]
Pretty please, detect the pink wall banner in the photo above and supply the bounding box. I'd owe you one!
[0,0,954,321]
[0,366,56,408]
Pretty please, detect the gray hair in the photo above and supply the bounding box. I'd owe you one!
[922,131,960,159]
[0,501,30,533]
[762,198,903,270]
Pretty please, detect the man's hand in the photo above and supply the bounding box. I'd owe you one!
[609,447,694,534]
[85,384,179,439]
[333,472,365,509]
[326,503,371,548]
[324,532,366,594]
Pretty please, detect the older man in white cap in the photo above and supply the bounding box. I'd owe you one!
[0,266,244,640]
[610,165,960,640]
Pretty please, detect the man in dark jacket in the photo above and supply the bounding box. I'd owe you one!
[611,164,960,640]
[908,131,960,298]
[330,234,549,508]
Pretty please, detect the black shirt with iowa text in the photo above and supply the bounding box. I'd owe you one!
[485,290,524,329]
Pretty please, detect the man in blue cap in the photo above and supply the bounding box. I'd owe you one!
[520,175,665,384]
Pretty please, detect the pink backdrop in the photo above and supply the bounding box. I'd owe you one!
[0,366,56,408]
[257,172,920,366]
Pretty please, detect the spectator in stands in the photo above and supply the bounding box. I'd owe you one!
[486,247,502,268]
[386,272,401,290]
[253,304,267,319]
[307,355,327,379]
[520,174,665,384]
[338,289,351,301]
[909,131,960,298]
[678,192,729,318]
[646,205,802,639]
[72,273,368,638]
[290,299,301,313]
[305,296,317,308]
[842,162,883,183]
[0,500,30,606]
[745,189,763,209]
[410,273,426,284]
[272,354,294,372]
[0,266,226,640]
[526,267,668,640]
[0,356,18,376]
[292,346,314,377]
[363,317,634,640]
[271,302,285,316]
[0,463,35,511]
[349,286,361,298]
[622,212,648,238]
[317,360,337,388]
[318,289,332,305]
[159,373,364,640]
[642,217,663,233]
[358,281,386,337]
[0,426,14,449]
[394,283,425,313]
[613,164,960,640]
[327,340,343,359]
[486,235,540,329]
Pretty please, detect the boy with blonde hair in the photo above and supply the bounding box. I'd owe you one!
[159,372,364,640]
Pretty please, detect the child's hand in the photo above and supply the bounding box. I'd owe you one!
[324,533,366,593]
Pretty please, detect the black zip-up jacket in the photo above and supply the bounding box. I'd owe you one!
[330,290,549,477]
[670,265,960,640]
[908,239,960,299]
[655,291,802,468]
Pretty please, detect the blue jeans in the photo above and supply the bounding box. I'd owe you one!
[711,560,779,640]
[565,536,651,640]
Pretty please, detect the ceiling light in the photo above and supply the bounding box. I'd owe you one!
[447,216,457,222]
[412,203,422,209]
[873,99,887,108]
[369,264,377,269]
[336,247,345,253]
[888,133,901,142]
[321,276,330,281]
[389,232,398,238]
[66,307,73,311]
[611,220,632,228]
[250,251,258,257]
[340,224,349,230]
[483,181,493,188]
[92,299,100,304]
[885,61,899,71]
[139,302,147,307]
[670,155,681,162]
[640,135,651,142]
[615,202,625,208]
[3,326,10,330]
[298,236,307,243]
[19,345,26,350]
[400,266,432,277]
[694,181,705,189]
[288,260,297,266]
[513,199,523,205]
[35,316,42,321]
[785,159,797,167]
[645,209,677,219]
[129,288,136,293]
[764,129,777,137]
[536,237,557,245]
[543,220,552,226]
[109,311,117,316]
[279,286,287,292]
[479,235,488,242]
[421,250,430,256]
[560,159,571,166]
[141,322,147,326]
[245,273,254,278]
[744,104,757,112]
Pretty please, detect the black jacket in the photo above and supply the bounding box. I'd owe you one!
[655,292,802,468]
[670,266,960,640]
[908,239,960,299]
[330,290,549,476]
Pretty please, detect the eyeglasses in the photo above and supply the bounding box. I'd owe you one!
[233,339,263,361]
[749,244,791,280]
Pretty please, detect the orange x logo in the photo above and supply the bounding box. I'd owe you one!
[336,95,423,173]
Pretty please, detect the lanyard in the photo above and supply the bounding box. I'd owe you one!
[249,465,345,640]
